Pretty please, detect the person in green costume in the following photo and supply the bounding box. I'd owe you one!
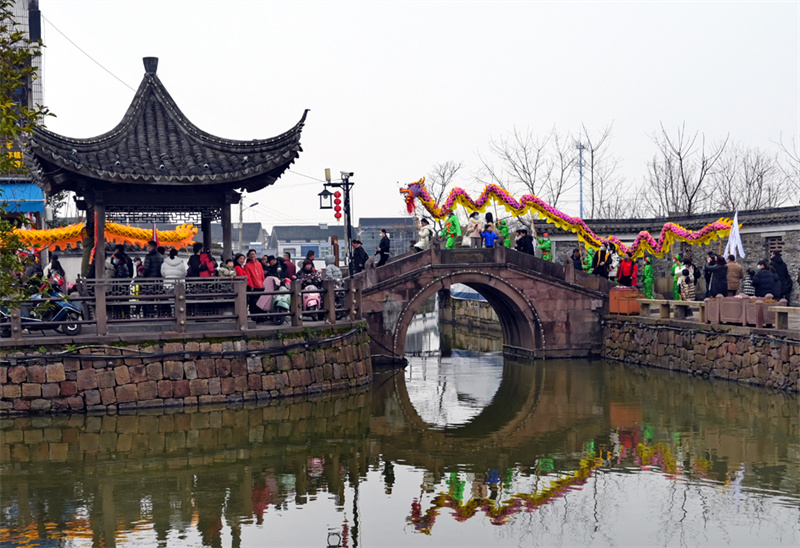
[536,232,552,261]
[496,219,511,247]
[440,209,462,249]
[671,254,682,300]
[642,256,654,299]
[583,247,595,271]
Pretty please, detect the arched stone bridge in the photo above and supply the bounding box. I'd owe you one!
[357,246,611,362]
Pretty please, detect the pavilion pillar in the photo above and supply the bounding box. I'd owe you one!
[222,206,232,260]
[201,215,212,251]
[95,194,106,279]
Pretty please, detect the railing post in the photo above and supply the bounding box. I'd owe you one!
[430,242,441,266]
[95,281,108,336]
[234,278,248,331]
[345,278,356,321]
[290,280,303,327]
[174,281,187,333]
[354,280,362,320]
[323,279,336,325]
[10,306,22,341]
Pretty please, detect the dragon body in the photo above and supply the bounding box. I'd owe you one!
[400,178,733,258]
[15,222,198,251]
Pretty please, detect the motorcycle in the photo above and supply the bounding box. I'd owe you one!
[271,279,292,325]
[0,283,83,338]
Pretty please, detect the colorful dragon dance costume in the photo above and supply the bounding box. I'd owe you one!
[537,235,552,261]
[642,257,654,299]
[398,178,734,259]
[441,211,462,249]
[496,219,510,247]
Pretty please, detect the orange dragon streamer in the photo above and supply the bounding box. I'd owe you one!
[14,222,198,251]
[400,178,733,259]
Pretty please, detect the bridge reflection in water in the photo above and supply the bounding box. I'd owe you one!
[1,328,799,545]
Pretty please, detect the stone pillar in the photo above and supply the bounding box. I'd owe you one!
[222,206,232,260]
[438,289,453,357]
[201,215,212,251]
[95,194,106,279]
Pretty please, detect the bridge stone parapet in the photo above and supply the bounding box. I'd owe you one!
[357,246,611,362]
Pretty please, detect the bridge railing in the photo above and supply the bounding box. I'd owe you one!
[0,277,361,343]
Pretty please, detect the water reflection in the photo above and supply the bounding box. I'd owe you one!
[1,362,799,545]
[403,351,503,429]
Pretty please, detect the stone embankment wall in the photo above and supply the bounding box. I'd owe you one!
[603,317,799,392]
[450,298,502,332]
[0,324,372,415]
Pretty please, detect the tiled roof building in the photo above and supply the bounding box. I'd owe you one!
[23,57,307,274]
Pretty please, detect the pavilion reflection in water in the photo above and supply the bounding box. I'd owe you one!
[1,358,799,546]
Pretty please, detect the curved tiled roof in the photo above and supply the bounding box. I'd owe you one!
[26,58,306,192]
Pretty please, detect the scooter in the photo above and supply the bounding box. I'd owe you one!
[272,279,292,325]
[302,283,324,321]
[0,283,83,338]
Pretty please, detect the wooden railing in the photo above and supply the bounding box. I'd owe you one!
[1,277,361,342]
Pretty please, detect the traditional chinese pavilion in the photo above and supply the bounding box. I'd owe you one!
[24,57,307,276]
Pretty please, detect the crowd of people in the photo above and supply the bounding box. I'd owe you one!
[579,240,795,305]
[9,212,798,314]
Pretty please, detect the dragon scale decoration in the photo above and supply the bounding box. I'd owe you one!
[400,178,733,258]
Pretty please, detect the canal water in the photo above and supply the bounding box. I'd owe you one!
[1,319,799,546]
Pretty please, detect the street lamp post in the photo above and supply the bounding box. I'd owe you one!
[320,171,355,275]
[238,201,259,254]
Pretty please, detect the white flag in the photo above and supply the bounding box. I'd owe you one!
[723,210,745,259]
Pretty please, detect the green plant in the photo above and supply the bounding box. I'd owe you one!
[1,1,54,306]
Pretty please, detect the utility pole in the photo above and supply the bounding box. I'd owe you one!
[576,142,586,218]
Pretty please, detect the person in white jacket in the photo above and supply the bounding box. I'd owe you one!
[414,218,434,252]
[161,248,186,289]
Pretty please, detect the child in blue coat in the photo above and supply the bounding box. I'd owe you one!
[481,224,499,248]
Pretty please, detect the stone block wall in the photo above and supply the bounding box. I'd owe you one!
[0,324,372,415]
[603,317,799,392]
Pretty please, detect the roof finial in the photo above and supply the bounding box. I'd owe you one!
[143,57,159,73]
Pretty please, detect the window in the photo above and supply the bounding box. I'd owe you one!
[765,236,784,254]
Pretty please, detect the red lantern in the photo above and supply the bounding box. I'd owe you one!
[334,212,342,220]
[334,191,341,198]
[334,205,342,213]
[334,198,342,206]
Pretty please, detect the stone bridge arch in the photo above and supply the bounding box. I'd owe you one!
[391,270,542,358]
[359,246,609,362]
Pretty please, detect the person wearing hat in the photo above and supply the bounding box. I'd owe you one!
[440,208,462,250]
[535,230,552,261]
[352,240,369,273]
[496,218,511,247]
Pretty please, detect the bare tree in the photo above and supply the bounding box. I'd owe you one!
[577,124,630,219]
[643,123,728,216]
[541,130,577,208]
[711,143,786,211]
[422,161,464,232]
[777,136,800,201]
[477,127,553,200]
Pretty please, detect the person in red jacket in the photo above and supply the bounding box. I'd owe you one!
[244,249,265,319]
[617,251,638,287]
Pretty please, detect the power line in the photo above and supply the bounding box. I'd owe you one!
[41,15,136,92]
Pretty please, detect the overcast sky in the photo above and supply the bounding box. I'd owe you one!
[39,1,800,230]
